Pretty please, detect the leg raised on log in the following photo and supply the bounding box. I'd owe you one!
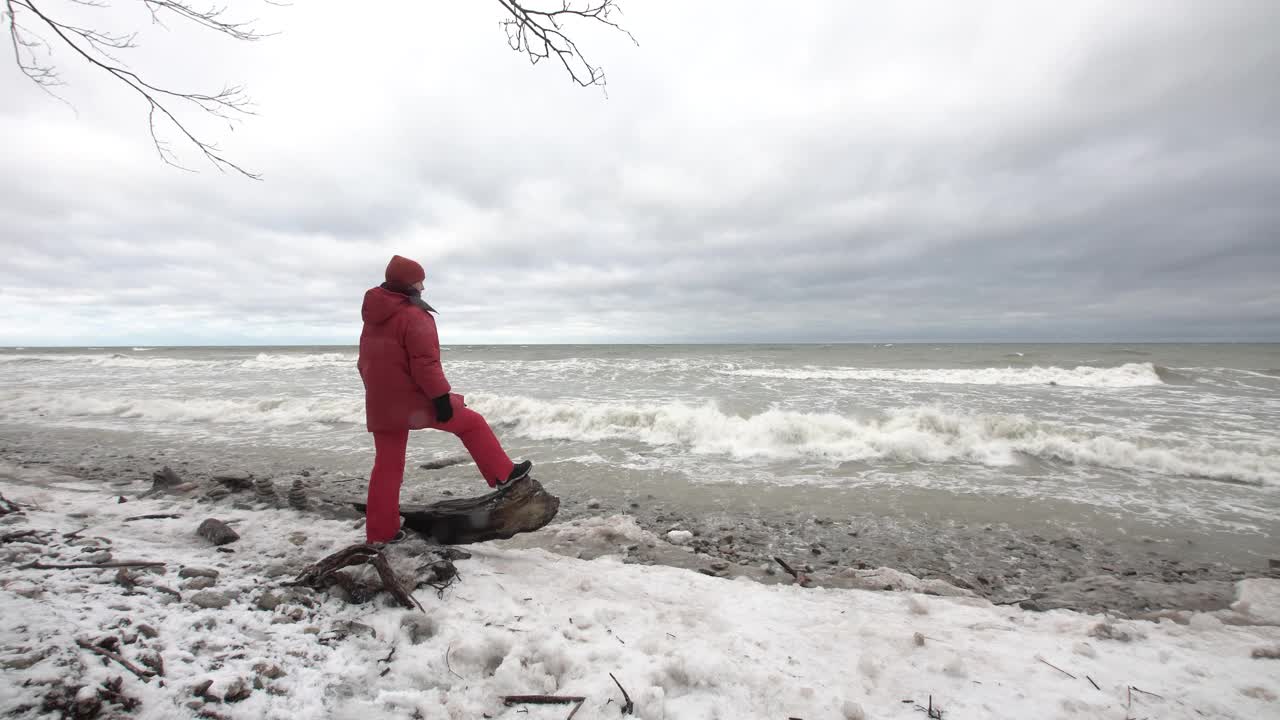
[355,477,559,545]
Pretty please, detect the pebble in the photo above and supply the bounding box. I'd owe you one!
[189,591,231,610]
[254,478,277,501]
[179,567,219,579]
[587,498,602,509]
[256,591,283,612]
[196,518,239,546]
[223,678,252,703]
[327,617,376,638]
[666,530,693,546]
[203,487,231,501]
[137,624,158,639]
[151,466,182,490]
[7,579,41,597]
[287,478,308,510]
[0,648,53,670]
[193,679,216,700]
[253,662,287,679]
[401,614,436,645]
[183,577,217,591]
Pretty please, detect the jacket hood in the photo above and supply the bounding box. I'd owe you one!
[361,286,409,325]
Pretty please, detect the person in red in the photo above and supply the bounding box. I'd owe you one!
[358,254,532,543]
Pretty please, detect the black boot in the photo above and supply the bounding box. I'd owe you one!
[497,460,532,488]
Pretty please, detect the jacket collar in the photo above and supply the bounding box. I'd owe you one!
[380,281,438,314]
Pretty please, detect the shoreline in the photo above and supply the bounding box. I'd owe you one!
[1,432,1273,618]
[1,457,1279,718]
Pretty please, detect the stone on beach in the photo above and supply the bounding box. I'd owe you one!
[196,518,239,546]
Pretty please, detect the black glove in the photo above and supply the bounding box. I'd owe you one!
[432,394,454,424]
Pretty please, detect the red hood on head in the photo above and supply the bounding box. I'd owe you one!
[361,286,409,325]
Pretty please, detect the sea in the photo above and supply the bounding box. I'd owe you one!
[1,344,1277,565]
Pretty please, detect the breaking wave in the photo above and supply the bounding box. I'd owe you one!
[0,351,356,371]
[239,352,355,370]
[0,390,363,426]
[719,362,1166,388]
[464,395,1279,486]
[1,380,1276,486]
[0,354,204,369]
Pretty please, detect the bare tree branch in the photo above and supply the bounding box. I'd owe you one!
[496,0,636,90]
[142,0,271,41]
[5,0,267,178]
[4,0,635,179]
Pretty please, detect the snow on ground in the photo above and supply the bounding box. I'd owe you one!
[0,462,1278,719]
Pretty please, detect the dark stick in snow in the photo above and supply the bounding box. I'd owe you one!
[1037,657,1077,679]
[609,673,634,715]
[75,638,155,680]
[1130,686,1164,699]
[446,643,462,679]
[502,696,587,720]
[773,556,811,586]
[124,513,183,521]
[24,560,165,570]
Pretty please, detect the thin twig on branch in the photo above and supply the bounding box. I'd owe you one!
[496,0,635,89]
[5,0,266,177]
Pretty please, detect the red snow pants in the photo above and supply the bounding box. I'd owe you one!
[365,395,515,543]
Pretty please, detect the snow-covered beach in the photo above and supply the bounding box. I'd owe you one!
[2,459,1277,719]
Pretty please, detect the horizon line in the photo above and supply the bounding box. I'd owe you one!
[4,339,1279,349]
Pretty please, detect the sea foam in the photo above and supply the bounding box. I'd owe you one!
[719,362,1166,388]
[464,395,1278,486]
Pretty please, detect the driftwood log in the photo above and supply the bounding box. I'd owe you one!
[354,477,560,545]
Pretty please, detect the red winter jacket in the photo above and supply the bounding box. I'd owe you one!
[357,286,452,432]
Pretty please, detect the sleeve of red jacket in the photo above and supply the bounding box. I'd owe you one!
[404,311,452,399]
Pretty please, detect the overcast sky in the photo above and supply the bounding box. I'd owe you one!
[2,0,1277,345]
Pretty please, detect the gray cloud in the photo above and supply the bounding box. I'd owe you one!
[1,0,1277,345]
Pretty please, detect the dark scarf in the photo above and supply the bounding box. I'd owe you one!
[381,281,438,314]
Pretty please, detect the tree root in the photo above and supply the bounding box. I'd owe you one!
[291,543,424,611]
